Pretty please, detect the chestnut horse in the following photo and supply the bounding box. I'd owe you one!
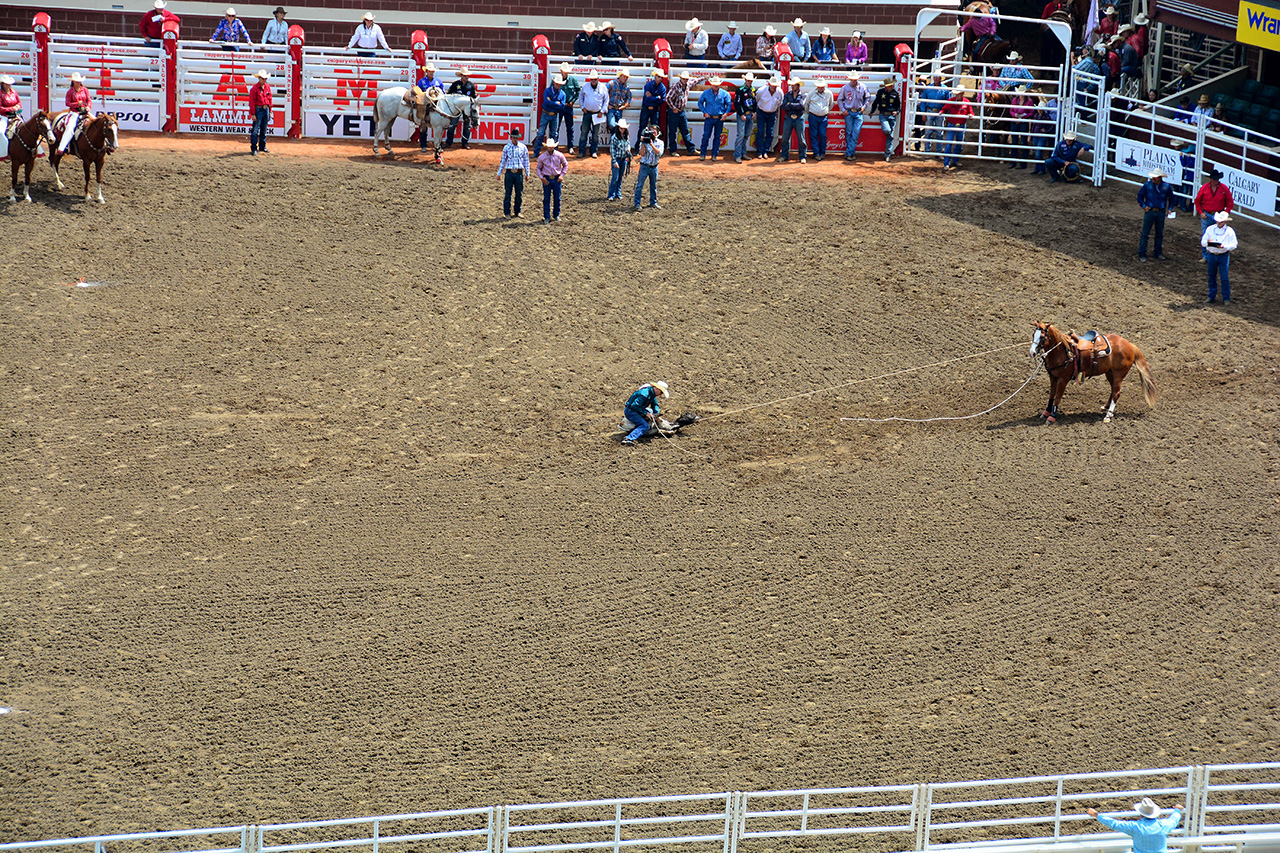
[6,111,56,204]
[1030,321,1155,424]
[49,111,119,204]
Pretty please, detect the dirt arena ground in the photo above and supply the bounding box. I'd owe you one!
[2,135,1278,844]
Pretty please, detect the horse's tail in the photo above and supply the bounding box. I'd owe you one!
[1134,349,1156,408]
[372,95,381,128]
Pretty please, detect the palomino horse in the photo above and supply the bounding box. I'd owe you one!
[5,111,56,203]
[49,111,119,203]
[371,86,478,164]
[1030,321,1156,424]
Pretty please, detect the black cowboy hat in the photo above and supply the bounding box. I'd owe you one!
[273,6,286,14]
[1208,168,1223,180]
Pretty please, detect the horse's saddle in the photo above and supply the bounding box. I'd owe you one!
[1069,330,1111,383]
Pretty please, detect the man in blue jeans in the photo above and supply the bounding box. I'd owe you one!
[1136,168,1173,260]
[1086,798,1181,853]
[633,126,664,210]
[732,71,757,162]
[837,69,870,160]
[533,76,566,152]
[697,76,730,160]
[621,381,669,446]
[754,75,783,159]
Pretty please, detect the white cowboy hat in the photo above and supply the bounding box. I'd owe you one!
[764,25,777,36]
[543,139,558,149]
[1134,799,1161,819]
[708,75,723,85]
[552,75,565,84]
[586,68,599,79]
[559,62,571,72]
[422,62,436,72]
[1008,50,1021,61]
[728,21,738,28]
[616,118,629,128]
[847,70,862,80]
[742,71,756,81]
[651,68,666,77]
[457,66,470,75]
[685,17,701,30]
[1015,84,1027,92]
[652,381,670,398]
[362,11,373,20]
[70,72,84,82]
[1104,5,1117,12]
[1213,211,1232,223]
[1118,22,1136,32]
[617,68,631,77]
[255,69,269,78]
[0,74,14,85]
[601,21,615,30]
[815,79,828,88]
[582,21,596,32]
[768,76,782,86]
[791,17,806,27]
[788,77,802,86]
[1134,13,1150,24]
[225,7,237,15]
[678,70,691,80]
[1094,43,1109,53]
[1063,130,1077,140]
[1148,168,1165,178]
[153,0,166,8]
[953,85,968,94]
[820,27,831,35]
[851,30,863,38]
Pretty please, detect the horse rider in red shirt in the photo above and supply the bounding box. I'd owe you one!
[1,74,22,141]
[57,72,93,153]
[139,0,181,44]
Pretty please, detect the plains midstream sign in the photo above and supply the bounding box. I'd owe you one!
[1237,0,1280,52]
[1113,137,1279,217]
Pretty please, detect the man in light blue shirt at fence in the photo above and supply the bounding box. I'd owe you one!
[1087,798,1182,853]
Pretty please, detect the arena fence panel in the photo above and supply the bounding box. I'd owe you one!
[301,46,415,141]
[1065,69,1105,185]
[177,42,291,137]
[256,807,497,853]
[49,33,164,131]
[546,55,654,147]
[503,793,734,853]
[0,30,35,115]
[735,784,920,852]
[423,52,539,145]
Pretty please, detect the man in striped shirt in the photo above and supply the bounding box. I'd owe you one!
[497,127,530,218]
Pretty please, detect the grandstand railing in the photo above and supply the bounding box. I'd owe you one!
[2,764,1277,853]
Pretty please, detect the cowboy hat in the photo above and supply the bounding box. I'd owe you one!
[559,62,571,72]
[70,72,84,82]
[1104,4,1117,12]
[225,7,237,15]
[543,139,558,149]
[457,67,470,75]
[788,77,802,86]
[881,74,897,86]
[362,11,373,20]
[1134,13,1150,24]
[820,27,831,35]
[651,68,666,77]
[1208,168,1224,179]
[815,79,828,88]
[791,17,806,27]
[847,70,862,80]
[742,71,756,81]
[652,381,670,398]
[586,68,599,79]
[685,17,701,30]
[552,75,565,84]
[272,5,286,13]
[1134,799,1161,819]
[708,75,723,85]
[1094,43,1108,53]
[1197,94,1210,104]
[617,68,631,77]
[1063,130,1077,140]
[851,30,863,38]
[1015,84,1027,92]
[508,126,521,135]
[763,25,777,36]
[601,21,615,30]
[1148,168,1165,178]
[582,21,596,32]
[153,0,166,7]
[1007,50,1021,61]
[255,69,269,78]
[767,75,782,85]
[678,70,691,79]
[953,85,968,94]
[1213,211,1232,223]
[616,118,629,129]
[0,74,14,85]
[1177,141,1195,152]
[422,62,436,72]
[728,20,738,28]
[1118,22,1135,32]
[1180,62,1193,74]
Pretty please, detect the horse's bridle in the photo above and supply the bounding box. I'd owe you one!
[12,115,53,154]
[80,116,118,156]
[1031,328,1073,376]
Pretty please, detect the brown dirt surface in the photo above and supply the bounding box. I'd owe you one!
[2,133,1278,844]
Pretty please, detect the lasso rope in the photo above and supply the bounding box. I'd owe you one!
[839,358,1042,423]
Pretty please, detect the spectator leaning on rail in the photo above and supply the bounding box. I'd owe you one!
[1030,90,1057,170]
[732,72,757,162]
[606,68,631,132]
[248,69,272,155]
[536,139,568,224]
[575,22,600,65]
[756,26,779,64]
[1136,168,1173,261]
[348,13,390,56]
[598,23,633,61]
[813,28,839,63]
[806,80,833,161]
[497,127,529,218]
[1095,5,1119,41]
[445,68,477,150]
[556,63,582,155]
[845,30,868,65]
[1129,13,1150,57]
[718,22,742,61]
[1043,129,1091,182]
[578,68,609,158]
[1007,84,1034,166]
[211,8,252,50]
[139,0,180,46]
[919,71,949,153]
[684,18,709,63]
[839,70,871,161]
[262,7,288,47]
[871,75,902,162]
[778,77,807,163]
[939,84,974,172]
[697,76,730,161]
[1194,168,1234,262]
[633,125,663,211]
[1173,141,1195,212]
[534,74,567,154]
[1201,211,1237,304]
[636,69,666,153]
[998,52,1033,89]
[1087,798,1182,853]
[785,19,812,63]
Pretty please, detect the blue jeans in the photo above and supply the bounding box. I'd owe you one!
[579,112,600,155]
[780,114,805,159]
[669,109,694,152]
[624,407,651,442]
[1007,120,1027,160]
[1139,209,1165,258]
[844,112,864,156]
[1206,252,1230,300]
[250,105,269,152]
[503,170,523,215]
[943,127,964,167]
[878,114,897,157]
[1200,215,1214,259]
[608,158,627,199]
[559,107,576,148]
[807,114,828,157]
[924,112,943,153]
[700,117,723,156]
[734,112,755,159]
[534,113,560,151]
[606,107,624,131]
[633,162,658,206]
[755,111,776,157]
[1046,156,1069,180]
[1031,123,1052,169]
[542,178,561,221]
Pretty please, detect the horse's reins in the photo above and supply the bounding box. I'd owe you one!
[12,117,50,155]
[79,116,116,156]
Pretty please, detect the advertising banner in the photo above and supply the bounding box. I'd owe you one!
[1237,0,1280,52]
[303,112,530,143]
[180,106,286,135]
[1112,137,1183,185]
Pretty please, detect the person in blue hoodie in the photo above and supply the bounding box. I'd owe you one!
[621,381,669,446]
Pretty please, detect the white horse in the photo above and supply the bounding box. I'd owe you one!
[371,86,478,163]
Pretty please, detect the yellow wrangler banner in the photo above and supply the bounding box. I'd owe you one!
[1238,0,1280,51]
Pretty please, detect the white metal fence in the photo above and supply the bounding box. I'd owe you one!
[177,43,291,136]
[48,34,163,131]
[2,764,1277,853]
[0,29,34,116]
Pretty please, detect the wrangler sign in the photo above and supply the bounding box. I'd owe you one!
[1237,0,1280,51]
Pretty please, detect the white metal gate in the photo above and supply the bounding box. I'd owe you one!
[301,47,414,140]
[48,34,163,131]
[0,30,34,116]
[426,52,537,145]
[177,43,291,136]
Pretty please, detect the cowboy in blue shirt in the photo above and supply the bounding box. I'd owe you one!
[919,73,950,153]
[697,78,731,160]
[622,381,669,445]
[1044,131,1092,182]
[784,19,811,62]
[997,53,1034,89]
[1087,798,1182,853]
[1136,168,1174,260]
[534,76,568,151]
[636,70,667,153]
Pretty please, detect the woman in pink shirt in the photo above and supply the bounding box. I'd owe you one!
[844,31,868,65]
[0,74,22,139]
[57,72,93,153]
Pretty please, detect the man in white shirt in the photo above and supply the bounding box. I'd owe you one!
[578,69,609,158]
[347,13,390,56]
[1200,211,1237,303]
[717,23,742,60]
[806,79,833,160]
[684,18,709,62]
[753,76,784,159]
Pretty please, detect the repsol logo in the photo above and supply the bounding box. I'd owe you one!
[114,111,150,123]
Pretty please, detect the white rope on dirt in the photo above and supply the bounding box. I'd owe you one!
[839,358,1043,424]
